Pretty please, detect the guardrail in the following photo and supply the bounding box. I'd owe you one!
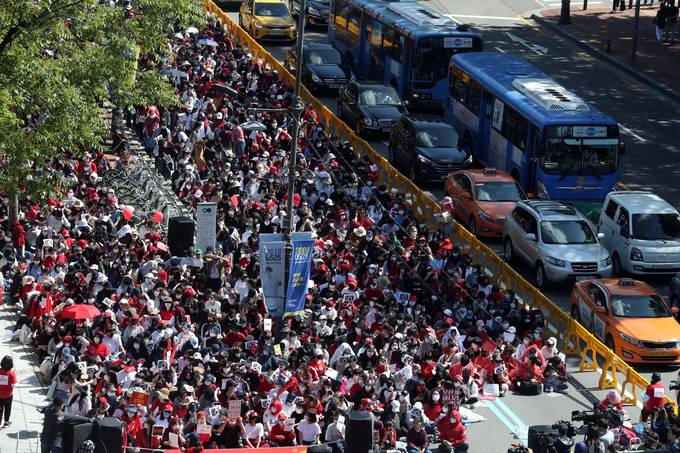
[201,0,674,410]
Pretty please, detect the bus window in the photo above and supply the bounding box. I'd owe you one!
[333,0,349,28]
[383,26,403,63]
[483,91,494,119]
[348,6,361,36]
[466,81,481,116]
[501,107,529,151]
[414,37,474,83]
[370,19,382,46]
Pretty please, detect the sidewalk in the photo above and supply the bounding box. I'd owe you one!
[0,304,47,453]
[538,5,680,98]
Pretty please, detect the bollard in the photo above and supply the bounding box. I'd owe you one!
[559,0,572,24]
[620,0,626,10]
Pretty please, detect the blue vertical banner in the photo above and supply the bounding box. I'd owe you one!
[259,234,286,317]
[283,236,314,317]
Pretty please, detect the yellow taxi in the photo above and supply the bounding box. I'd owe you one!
[239,0,297,42]
[570,278,680,364]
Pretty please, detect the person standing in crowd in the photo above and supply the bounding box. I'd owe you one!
[0,356,16,428]
[642,372,667,422]
[40,396,91,453]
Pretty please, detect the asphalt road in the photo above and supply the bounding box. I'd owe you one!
[219,0,680,449]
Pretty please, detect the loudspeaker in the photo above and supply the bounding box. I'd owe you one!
[64,421,93,453]
[168,216,195,256]
[94,417,124,453]
[346,410,374,453]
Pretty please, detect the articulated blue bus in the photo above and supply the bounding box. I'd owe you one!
[328,0,482,110]
[445,52,624,202]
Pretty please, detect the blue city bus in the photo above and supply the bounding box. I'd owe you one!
[445,52,624,203]
[328,0,482,110]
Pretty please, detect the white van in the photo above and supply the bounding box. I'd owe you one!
[597,191,680,275]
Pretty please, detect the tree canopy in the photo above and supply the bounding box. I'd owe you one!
[0,0,205,200]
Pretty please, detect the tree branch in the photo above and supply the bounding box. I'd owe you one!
[0,0,89,54]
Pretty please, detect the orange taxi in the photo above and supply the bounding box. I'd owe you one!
[444,168,526,237]
[570,278,680,364]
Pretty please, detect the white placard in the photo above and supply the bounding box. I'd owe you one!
[196,202,217,254]
[168,432,179,447]
[197,423,211,435]
[395,292,410,305]
[264,318,272,333]
[654,387,665,398]
[492,99,504,131]
[0,375,8,386]
[228,400,241,419]
[325,368,338,380]
[207,405,221,419]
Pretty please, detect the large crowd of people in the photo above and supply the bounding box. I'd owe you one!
[0,15,576,453]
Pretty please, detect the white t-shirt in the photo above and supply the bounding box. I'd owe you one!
[102,334,123,355]
[297,420,321,442]
[244,422,264,440]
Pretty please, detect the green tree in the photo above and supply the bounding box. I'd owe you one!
[0,0,205,227]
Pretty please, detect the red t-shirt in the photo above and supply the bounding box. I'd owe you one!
[0,369,17,398]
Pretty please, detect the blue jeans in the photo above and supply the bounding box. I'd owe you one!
[408,449,432,453]
[233,141,245,158]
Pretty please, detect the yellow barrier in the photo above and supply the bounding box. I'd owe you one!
[202,0,674,410]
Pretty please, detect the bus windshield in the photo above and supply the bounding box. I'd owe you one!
[413,37,478,82]
[542,138,618,176]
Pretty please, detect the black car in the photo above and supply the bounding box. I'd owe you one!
[284,42,352,92]
[289,0,329,26]
[337,81,407,136]
[388,115,472,183]
[670,272,680,313]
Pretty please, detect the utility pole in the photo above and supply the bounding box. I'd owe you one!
[583,0,588,10]
[631,0,641,63]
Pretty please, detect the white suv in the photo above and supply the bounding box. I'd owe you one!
[597,191,680,275]
[503,200,612,287]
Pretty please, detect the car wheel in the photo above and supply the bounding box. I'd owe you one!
[535,262,547,288]
[503,238,514,263]
[605,335,616,354]
[612,253,623,276]
[468,217,476,236]
[570,304,580,321]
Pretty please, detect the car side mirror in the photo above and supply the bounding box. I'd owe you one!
[462,192,472,199]
[526,192,535,199]
[597,232,605,240]
[526,233,537,242]
[618,142,626,155]
[619,225,629,238]
[593,305,607,314]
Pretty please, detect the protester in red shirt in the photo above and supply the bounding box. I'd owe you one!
[268,413,296,446]
[641,372,667,422]
[437,409,468,452]
[0,356,16,427]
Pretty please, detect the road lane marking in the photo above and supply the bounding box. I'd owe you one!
[516,15,535,27]
[486,399,529,445]
[506,32,549,55]
[445,13,522,22]
[618,122,647,143]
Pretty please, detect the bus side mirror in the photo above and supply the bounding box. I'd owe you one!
[618,142,626,155]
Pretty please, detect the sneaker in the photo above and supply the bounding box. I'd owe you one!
[3,421,10,427]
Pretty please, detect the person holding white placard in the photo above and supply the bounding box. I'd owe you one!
[641,372,667,423]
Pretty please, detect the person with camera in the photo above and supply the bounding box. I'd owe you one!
[641,372,667,423]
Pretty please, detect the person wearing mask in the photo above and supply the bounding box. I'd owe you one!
[437,409,468,452]
[40,396,91,453]
[641,372,666,423]
[268,412,297,447]
[0,356,16,428]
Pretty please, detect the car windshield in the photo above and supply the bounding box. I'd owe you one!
[254,3,289,16]
[540,220,597,245]
[358,87,401,106]
[305,49,341,65]
[475,182,525,202]
[610,295,672,318]
[542,138,618,176]
[415,128,458,148]
[632,213,680,240]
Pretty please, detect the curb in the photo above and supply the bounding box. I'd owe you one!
[530,13,680,105]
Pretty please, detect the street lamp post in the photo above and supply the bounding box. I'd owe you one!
[559,0,572,24]
[631,0,641,63]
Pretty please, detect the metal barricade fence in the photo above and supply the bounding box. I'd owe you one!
[201,0,674,410]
